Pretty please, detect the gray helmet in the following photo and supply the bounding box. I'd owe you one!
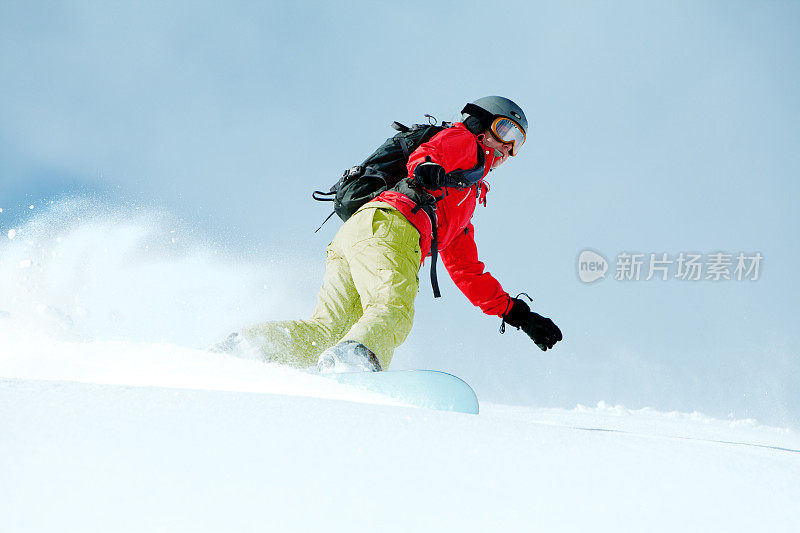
[461,96,528,135]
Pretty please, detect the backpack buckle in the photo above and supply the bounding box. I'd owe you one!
[344,165,363,179]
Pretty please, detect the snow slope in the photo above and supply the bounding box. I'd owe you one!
[2,203,799,532]
[2,337,799,532]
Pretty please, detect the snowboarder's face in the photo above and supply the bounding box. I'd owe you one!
[479,129,512,169]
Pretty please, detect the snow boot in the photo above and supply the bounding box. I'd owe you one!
[317,340,382,374]
[209,332,267,361]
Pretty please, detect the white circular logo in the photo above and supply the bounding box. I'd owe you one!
[578,250,608,283]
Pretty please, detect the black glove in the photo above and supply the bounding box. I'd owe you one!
[413,161,446,190]
[503,298,563,351]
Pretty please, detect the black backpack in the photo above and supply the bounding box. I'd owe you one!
[312,117,476,299]
[313,118,451,229]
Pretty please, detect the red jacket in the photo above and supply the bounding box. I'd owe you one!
[373,122,513,318]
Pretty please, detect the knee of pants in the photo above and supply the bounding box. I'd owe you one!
[381,304,415,347]
[353,302,415,354]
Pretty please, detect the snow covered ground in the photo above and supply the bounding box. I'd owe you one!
[2,335,799,532]
[2,204,799,532]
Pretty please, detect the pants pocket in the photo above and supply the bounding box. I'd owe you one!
[369,208,394,240]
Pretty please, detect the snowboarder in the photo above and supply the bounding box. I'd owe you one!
[213,96,562,372]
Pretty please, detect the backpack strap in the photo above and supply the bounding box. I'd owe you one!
[398,137,411,159]
[391,121,411,133]
[426,206,441,298]
[443,141,486,188]
[313,210,337,233]
[405,190,441,298]
[312,190,336,202]
[312,167,360,231]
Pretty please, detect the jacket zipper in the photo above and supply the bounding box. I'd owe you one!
[457,187,473,207]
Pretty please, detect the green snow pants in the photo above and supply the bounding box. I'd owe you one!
[242,203,422,370]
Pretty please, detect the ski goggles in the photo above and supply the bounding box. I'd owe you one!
[490,117,526,156]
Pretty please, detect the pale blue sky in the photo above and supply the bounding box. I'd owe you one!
[1,1,798,425]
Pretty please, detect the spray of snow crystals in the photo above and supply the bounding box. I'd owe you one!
[0,197,309,348]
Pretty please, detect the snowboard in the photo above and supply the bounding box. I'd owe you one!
[323,370,479,414]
